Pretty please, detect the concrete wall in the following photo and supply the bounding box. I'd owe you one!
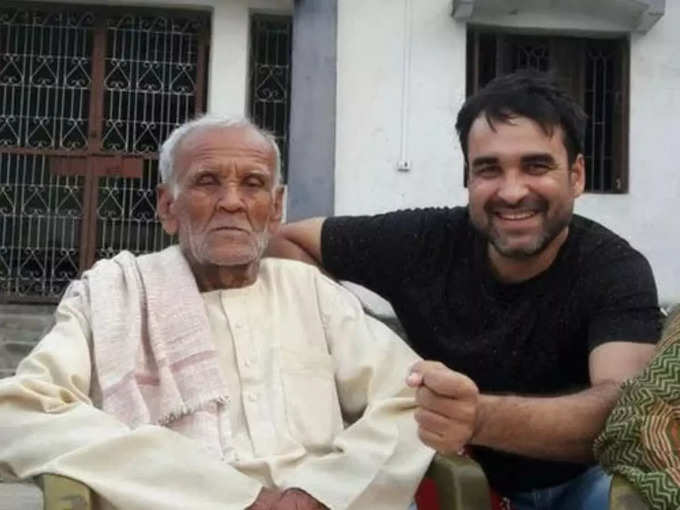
[335,0,680,304]
[335,0,468,214]
[463,0,655,34]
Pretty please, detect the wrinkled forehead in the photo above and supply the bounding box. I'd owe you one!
[176,124,276,173]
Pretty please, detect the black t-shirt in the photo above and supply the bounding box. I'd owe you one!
[321,207,661,493]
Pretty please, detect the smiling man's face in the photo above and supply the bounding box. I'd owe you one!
[158,124,283,270]
[466,114,584,260]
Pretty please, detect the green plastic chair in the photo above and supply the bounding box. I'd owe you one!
[424,454,492,510]
[0,459,649,510]
[422,454,649,510]
[609,474,649,510]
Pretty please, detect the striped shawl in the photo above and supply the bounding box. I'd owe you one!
[78,246,233,460]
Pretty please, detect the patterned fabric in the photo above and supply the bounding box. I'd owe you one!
[77,245,232,460]
[595,308,680,509]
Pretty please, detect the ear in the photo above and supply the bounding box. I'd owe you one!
[569,154,586,198]
[157,183,179,236]
[267,185,285,235]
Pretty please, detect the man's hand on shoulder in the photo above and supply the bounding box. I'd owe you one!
[266,218,326,266]
[407,360,480,454]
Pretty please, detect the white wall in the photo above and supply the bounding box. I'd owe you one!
[335,0,468,214]
[336,0,680,304]
[208,0,292,115]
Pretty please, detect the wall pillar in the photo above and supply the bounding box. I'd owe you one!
[286,0,337,220]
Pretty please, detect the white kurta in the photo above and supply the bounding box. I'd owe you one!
[0,258,433,509]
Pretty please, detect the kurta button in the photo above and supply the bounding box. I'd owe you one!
[248,392,258,402]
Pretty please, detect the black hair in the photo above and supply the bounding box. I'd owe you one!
[455,70,587,166]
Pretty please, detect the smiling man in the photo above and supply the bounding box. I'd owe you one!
[268,71,662,510]
[0,116,433,510]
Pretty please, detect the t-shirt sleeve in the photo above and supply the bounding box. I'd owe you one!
[586,244,662,351]
[321,208,455,298]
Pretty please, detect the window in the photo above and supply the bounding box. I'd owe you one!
[466,30,629,194]
[0,3,209,301]
[248,14,292,181]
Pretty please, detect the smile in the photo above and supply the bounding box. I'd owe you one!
[494,210,539,221]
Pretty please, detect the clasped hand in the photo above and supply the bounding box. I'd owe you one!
[247,487,328,510]
[407,360,480,454]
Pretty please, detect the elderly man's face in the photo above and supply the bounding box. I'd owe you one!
[158,125,283,269]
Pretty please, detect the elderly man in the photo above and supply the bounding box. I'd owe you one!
[0,116,433,510]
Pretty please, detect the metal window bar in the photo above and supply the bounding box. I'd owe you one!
[585,41,617,193]
[1,6,93,301]
[248,14,292,182]
[95,12,208,271]
[0,153,84,299]
[101,13,203,154]
[95,159,173,262]
[1,4,209,302]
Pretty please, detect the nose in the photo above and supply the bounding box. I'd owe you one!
[216,184,245,212]
[496,170,529,205]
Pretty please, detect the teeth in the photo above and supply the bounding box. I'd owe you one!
[496,211,536,220]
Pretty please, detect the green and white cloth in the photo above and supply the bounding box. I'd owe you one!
[595,309,680,510]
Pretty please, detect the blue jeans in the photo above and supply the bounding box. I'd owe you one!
[508,466,610,510]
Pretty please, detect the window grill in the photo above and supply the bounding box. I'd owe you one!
[0,3,209,302]
[101,13,204,154]
[0,8,94,150]
[248,14,292,181]
[95,160,171,262]
[0,153,84,297]
[467,30,629,194]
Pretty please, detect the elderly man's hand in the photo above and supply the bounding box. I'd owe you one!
[407,360,480,454]
[273,488,328,509]
[247,487,285,509]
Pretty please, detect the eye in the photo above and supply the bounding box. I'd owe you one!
[243,175,266,188]
[195,172,218,186]
[472,166,500,179]
[525,162,551,175]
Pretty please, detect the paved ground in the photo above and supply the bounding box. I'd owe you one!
[0,481,42,510]
[0,305,55,378]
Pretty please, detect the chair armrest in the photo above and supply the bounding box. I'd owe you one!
[609,474,649,510]
[37,474,93,510]
[425,453,492,510]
